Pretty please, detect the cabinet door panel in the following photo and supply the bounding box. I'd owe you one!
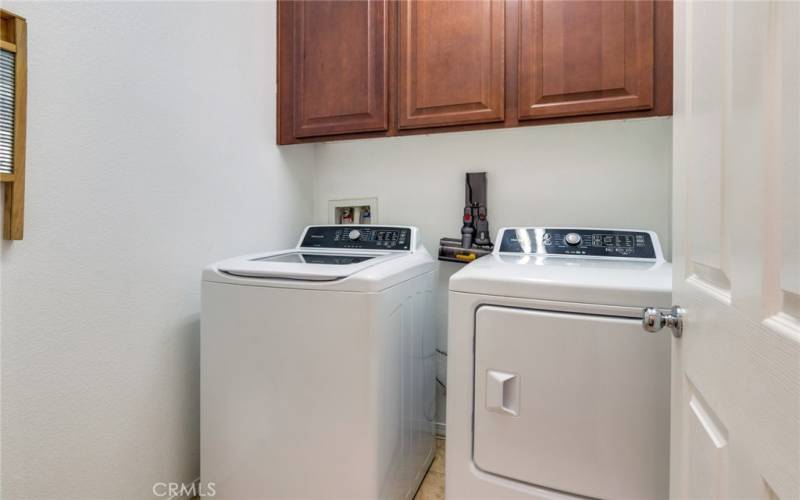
[292,0,387,138]
[518,0,654,119]
[398,0,504,129]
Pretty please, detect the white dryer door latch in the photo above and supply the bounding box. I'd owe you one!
[486,370,519,416]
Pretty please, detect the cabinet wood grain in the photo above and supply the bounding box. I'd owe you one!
[518,0,654,119]
[279,0,388,140]
[398,0,504,129]
[277,0,672,145]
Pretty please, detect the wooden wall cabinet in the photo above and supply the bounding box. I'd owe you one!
[279,0,388,139]
[398,0,505,129]
[518,0,654,119]
[277,0,672,145]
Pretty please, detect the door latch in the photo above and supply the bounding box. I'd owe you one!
[642,306,685,338]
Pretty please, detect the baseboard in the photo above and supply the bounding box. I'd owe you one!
[434,421,446,437]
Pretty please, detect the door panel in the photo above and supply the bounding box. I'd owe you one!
[473,306,669,500]
[398,0,504,128]
[672,1,800,499]
[518,0,654,119]
[685,381,730,498]
[291,0,387,138]
[685,0,729,293]
[776,0,800,322]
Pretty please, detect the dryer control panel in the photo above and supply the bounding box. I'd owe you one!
[300,226,412,251]
[497,228,658,260]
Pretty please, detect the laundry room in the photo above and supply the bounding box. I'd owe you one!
[1,2,798,500]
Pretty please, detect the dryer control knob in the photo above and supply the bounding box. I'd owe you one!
[348,229,361,241]
[565,232,582,246]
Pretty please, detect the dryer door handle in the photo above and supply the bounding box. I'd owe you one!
[486,370,519,416]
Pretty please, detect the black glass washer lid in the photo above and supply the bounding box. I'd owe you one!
[252,252,376,265]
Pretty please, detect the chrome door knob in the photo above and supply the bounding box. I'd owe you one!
[642,306,685,338]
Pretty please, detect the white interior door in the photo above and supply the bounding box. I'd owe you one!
[672,1,800,498]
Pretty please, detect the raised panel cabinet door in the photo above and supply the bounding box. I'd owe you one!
[398,0,504,129]
[518,0,654,120]
[291,0,388,138]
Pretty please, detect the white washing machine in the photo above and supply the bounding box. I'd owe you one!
[446,227,672,500]
[201,225,436,499]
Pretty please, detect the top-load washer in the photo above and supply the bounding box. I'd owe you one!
[201,225,437,499]
[446,227,672,500]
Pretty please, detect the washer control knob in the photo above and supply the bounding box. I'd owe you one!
[565,232,582,246]
[348,229,361,241]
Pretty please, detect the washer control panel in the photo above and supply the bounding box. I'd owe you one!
[300,226,411,250]
[497,228,658,259]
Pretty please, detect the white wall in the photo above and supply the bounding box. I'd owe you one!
[312,117,673,425]
[0,3,314,499]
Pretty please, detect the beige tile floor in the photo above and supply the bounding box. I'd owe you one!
[414,438,445,500]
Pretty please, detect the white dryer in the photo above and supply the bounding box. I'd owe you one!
[446,227,672,500]
[201,225,436,499]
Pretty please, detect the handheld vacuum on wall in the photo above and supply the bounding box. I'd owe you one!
[439,172,494,263]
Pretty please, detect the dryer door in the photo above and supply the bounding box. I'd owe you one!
[473,306,669,500]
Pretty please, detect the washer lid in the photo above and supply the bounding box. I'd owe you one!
[218,250,401,281]
[449,253,672,308]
